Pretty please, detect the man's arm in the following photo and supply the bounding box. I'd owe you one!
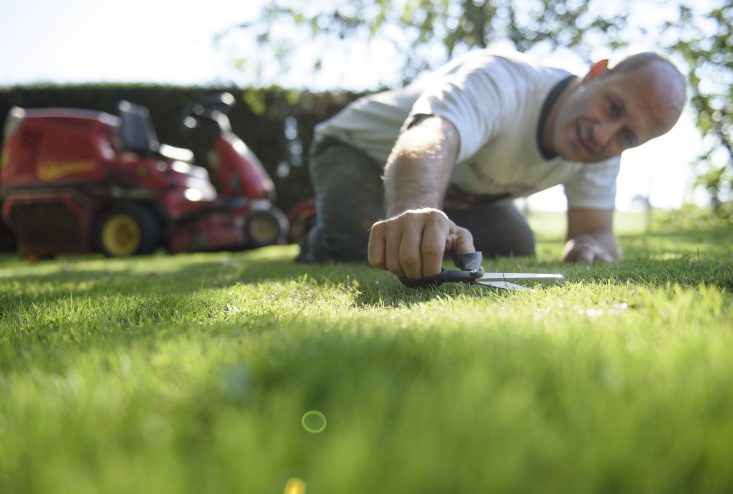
[367,116,474,279]
[562,208,620,264]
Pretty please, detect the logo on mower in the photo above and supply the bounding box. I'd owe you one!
[38,160,97,181]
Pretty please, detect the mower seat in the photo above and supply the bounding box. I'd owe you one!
[118,101,161,156]
[118,101,194,162]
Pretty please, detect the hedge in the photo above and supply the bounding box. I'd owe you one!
[0,84,364,213]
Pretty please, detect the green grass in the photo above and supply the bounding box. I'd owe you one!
[1,212,732,494]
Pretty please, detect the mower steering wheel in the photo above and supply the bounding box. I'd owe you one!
[181,92,235,128]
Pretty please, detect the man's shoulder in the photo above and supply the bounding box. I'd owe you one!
[443,49,574,90]
[454,48,564,71]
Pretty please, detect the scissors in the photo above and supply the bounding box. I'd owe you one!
[399,251,563,291]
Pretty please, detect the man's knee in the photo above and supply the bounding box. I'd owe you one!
[479,228,535,258]
[298,139,383,263]
[297,222,370,263]
[447,203,536,258]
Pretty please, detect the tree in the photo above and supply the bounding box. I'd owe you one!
[666,2,732,217]
[222,0,630,88]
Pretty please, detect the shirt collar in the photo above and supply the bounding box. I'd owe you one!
[536,75,577,161]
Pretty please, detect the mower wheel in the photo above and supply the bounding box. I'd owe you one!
[0,220,16,252]
[95,204,159,257]
[244,208,288,248]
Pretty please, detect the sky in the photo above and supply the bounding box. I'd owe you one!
[0,0,708,211]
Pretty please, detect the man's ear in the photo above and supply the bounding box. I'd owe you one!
[583,59,609,82]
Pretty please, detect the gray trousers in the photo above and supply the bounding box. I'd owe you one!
[297,138,535,262]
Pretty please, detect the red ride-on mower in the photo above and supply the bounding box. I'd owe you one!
[0,93,288,258]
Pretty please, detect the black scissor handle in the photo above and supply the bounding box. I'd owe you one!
[450,251,483,271]
[399,251,485,288]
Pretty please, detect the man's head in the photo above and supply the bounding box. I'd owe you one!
[546,52,687,162]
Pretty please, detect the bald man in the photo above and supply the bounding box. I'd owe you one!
[298,50,686,280]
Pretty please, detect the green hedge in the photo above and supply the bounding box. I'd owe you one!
[0,84,363,212]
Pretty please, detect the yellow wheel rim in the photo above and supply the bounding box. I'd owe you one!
[249,215,279,243]
[101,214,141,256]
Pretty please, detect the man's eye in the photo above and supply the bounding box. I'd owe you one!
[608,98,621,117]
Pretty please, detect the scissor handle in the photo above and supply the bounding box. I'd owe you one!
[450,251,483,271]
[399,251,484,288]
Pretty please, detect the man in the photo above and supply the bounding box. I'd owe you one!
[297,50,686,280]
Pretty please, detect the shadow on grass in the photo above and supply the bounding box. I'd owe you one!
[0,285,481,375]
[1,229,731,316]
[3,254,732,293]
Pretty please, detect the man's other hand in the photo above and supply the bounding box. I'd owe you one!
[368,208,474,278]
[562,233,616,264]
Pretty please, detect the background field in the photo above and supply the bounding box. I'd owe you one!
[1,211,732,494]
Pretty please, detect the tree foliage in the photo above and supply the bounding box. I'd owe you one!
[667,2,732,216]
[226,0,631,86]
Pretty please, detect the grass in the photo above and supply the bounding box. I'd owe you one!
[1,211,732,494]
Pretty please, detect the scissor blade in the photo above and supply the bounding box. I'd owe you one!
[479,272,564,282]
[477,280,530,291]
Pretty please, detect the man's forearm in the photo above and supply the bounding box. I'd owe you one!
[384,117,459,216]
[368,116,472,278]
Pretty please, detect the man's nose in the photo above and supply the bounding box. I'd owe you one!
[592,120,622,148]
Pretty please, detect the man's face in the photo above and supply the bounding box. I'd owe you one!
[551,61,684,163]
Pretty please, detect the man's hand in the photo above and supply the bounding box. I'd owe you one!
[368,208,474,279]
[562,233,615,264]
[369,115,468,278]
[563,208,620,265]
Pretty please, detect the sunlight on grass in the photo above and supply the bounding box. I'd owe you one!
[0,212,732,493]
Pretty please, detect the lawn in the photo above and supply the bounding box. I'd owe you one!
[1,211,732,494]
